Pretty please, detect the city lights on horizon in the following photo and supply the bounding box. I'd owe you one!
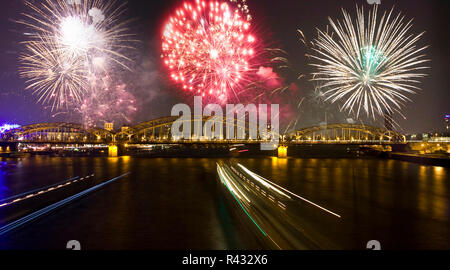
[0,124,21,134]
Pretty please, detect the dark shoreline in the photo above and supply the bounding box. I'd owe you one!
[389,153,450,167]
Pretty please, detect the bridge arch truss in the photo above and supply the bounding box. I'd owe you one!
[116,116,277,143]
[295,124,406,143]
[1,123,114,143]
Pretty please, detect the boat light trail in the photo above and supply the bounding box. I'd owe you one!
[237,164,341,218]
[217,163,266,236]
[236,164,291,199]
[0,174,95,209]
[0,173,130,236]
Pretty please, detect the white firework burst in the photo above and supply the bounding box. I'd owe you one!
[309,5,429,118]
[20,38,88,110]
[19,0,135,111]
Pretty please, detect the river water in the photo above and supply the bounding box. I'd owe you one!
[0,156,448,249]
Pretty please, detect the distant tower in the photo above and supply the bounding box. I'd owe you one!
[104,122,114,132]
[384,111,393,131]
[445,114,450,130]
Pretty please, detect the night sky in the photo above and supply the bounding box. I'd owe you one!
[0,0,448,133]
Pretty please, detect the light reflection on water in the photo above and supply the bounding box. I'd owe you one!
[238,157,449,249]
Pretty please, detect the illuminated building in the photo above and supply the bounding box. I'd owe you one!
[104,123,114,132]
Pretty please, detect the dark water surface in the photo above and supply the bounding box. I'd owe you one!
[0,156,448,249]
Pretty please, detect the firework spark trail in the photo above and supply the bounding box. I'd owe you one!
[161,0,258,103]
[19,0,136,112]
[229,0,252,21]
[309,5,429,118]
[20,38,88,110]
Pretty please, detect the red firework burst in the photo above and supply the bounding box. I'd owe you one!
[162,0,257,103]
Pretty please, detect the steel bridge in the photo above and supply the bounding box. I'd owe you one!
[294,124,406,144]
[0,116,274,144]
[114,116,273,143]
[0,119,406,145]
[0,123,114,143]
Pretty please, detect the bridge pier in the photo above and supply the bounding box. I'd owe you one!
[0,142,17,153]
[108,144,118,157]
[278,146,288,158]
[108,144,128,157]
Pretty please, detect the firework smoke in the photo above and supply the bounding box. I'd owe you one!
[78,75,137,128]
